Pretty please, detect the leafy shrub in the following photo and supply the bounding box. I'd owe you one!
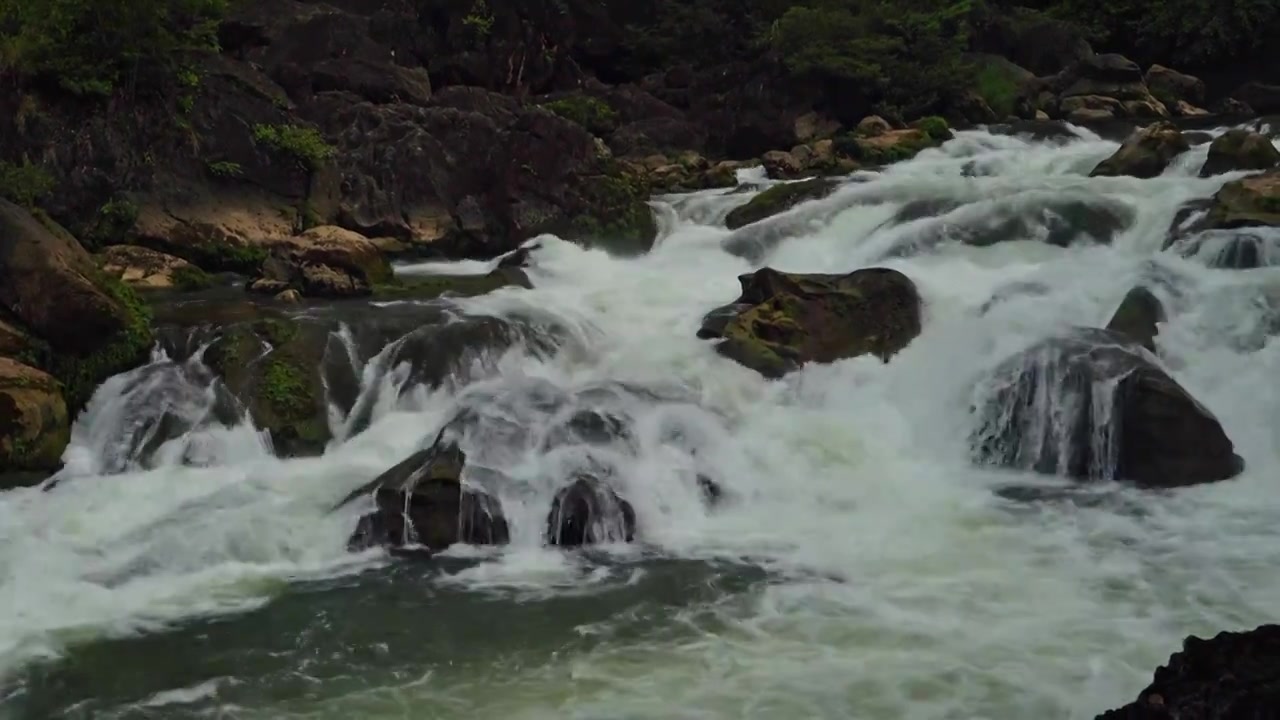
[973,59,1021,118]
[0,158,54,207]
[252,124,335,172]
[542,95,619,135]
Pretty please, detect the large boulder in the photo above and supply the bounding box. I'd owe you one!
[1199,130,1280,178]
[248,226,392,298]
[1143,65,1205,109]
[0,200,153,411]
[1091,123,1189,179]
[546,475,637,546]
[698,267,923,378]
[1096,625,1280,719]
[0,358,70,472]
[971,328,1244,488]
[342,437,510,554]
[724,179,839,230]
[98,245,213,291]
[1194,172,1280,231]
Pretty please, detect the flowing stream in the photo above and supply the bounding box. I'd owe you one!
[3,124,1280,719]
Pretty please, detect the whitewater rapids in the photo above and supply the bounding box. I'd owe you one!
[2,124,1279,719]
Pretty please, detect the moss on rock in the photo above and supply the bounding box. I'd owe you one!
[725,178,839,230]
[562,164,658,255]
[540,95,618,136]
[0,358,70,471]
[49,273,154,411]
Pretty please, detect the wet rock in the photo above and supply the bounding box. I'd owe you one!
[0,200,153,411]
[1143,65,1205,109]
[250,226,393,299]
[841,122,949,166]
[699,267,923,378]
[1106,287,1165,351]
[724,179,839,230]
[98,245,213,292]
[543,410,634,451]
[1214,98,1255,118]
[1199,130,1280,178]
[1095,625,1280,720]
[971,328,1243,488]
[1172,101,1210,118]
[344,439,510,553]
[762,150,804,180]
[857,116,894,137]
[546,476,636,546]
[373,268,531,302]
[1195,172,1280,231]
[1091,122,1190,179]
[0,358,69,472]
[988,120,1079,142]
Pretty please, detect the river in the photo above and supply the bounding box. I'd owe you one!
[2,124,1278,719]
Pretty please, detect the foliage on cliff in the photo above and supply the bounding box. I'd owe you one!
[0,0,227,96]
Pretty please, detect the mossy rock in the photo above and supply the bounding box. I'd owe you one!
[1200,129,1280,178]
[699,267,923,378]
[725,179,839,230]
[540,95,619,137]
[204,318,332,456]
[1198,172,1280,230]
[560,164,658,255]
[374,268,531,302]
[837,128,942,167]
[0,358,70,472]
[48,273,154,412]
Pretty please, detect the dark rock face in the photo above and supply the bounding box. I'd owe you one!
[344,439,510,553]
[1200,129,1280,178]
[1232,82,1280,115]
[546,476,637,546]
[1106,287,1165,351]
[1096,625,1280,720]
[699,267,923,378]
[971,328,1244,488]
[1092,123,1190,179]
[970,7,1093,76]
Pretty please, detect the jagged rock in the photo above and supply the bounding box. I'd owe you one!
[0,357,69,472]
[1061,95,1123,120]
[546,476,637,546]
[699,267,922,378]
[1143,65,1205,108]
[1199,130,1280,178]
[1096,625,1280,719]
[343,438,509,553]
[724,179,839,230]
[249,226,392,298]
[971,328,1243,488]
[1106,286,1165,351]
[0,200,152,411]
[98,245,211,291]
[1091,122,1189,179]
[1123,99,1170,119]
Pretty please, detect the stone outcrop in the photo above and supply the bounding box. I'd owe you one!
[971,328,1244,488]
[1096,625,1280,719]
[98,245,212,291]
[1199,130,1280,178]
[1091,123,1189,179]
[247,226,392,299]
[698,267,923,378]
[0,358,69,472]
[1143,65,1205,110]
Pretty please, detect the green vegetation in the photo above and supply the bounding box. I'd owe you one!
[462,0,495,37]
[50,273,153,411]
[0,0,227,96]
[972,59,1021,118]
[0,158,54,207]
[206,160,243,178]
[82,197,139,250]
[563,166,658,255]
[171,264,214,291]
[252,124,335,172]
[912,115,952,141]
[541,95,619,136]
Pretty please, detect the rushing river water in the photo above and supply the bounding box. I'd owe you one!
[3,124,1280,719]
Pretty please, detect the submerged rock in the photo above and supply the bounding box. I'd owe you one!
[1096,625,1280,719]
[971,328,1243,488]
[1199,129,1280,178]
[373,267,531,302]
[344,438,510,553]
[1106,286,1165,351]
[1091,122,1189,179]
[546,476,637,546]
[0,358,69,472]
[699,267,922,378]
[724,179,840,230]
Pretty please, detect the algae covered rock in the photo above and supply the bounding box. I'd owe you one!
[698,267,923,378]
[0,200,153,411]
[0,357,70,472]
[724,179,839,230]
[1090,122,1189,178]
[1199,129,1280,178]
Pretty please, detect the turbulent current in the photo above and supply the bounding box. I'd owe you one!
[3,125,1280,719]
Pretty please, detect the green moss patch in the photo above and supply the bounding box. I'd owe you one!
[540,95,619,136]
[50,274,154,412]
[725,179,839,230]
[561,166,658,255]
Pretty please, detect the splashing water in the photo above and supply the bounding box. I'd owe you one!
[3,124,1280,719]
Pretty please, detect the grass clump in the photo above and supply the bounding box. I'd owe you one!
[0,158,54,208]
[541,95,619,136]
[252,124,335,172]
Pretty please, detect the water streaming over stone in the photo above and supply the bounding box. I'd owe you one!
[3,123,1280,719]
